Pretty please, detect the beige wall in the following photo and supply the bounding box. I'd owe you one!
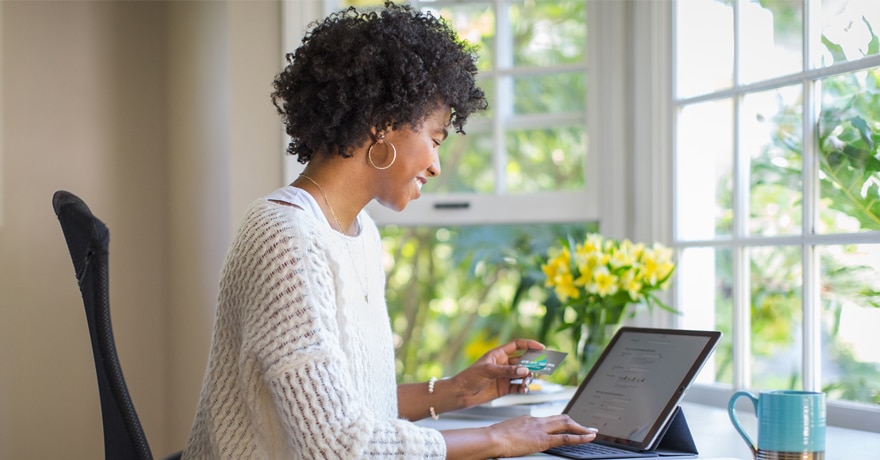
[0,1,282,458]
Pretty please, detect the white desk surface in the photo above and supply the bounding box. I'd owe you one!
[416,401,879,460]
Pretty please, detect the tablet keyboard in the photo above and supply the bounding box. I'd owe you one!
[545,442,659,459]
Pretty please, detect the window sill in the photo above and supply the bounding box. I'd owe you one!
[677,401,879,460]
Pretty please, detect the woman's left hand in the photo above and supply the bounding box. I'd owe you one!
[450,338,544,408]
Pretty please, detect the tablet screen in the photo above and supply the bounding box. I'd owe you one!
[563,328,721,450]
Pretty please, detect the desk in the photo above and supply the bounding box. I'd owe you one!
[417,401,879,460]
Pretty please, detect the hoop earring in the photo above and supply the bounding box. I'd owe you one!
[367,140,397,170]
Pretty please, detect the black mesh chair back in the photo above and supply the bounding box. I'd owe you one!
[52,190,153,460]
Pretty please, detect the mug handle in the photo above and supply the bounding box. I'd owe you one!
[728,390,758,459]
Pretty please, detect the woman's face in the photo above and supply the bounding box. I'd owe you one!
[374,106,450,211]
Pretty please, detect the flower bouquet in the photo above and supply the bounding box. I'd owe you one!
[540,233,677,373]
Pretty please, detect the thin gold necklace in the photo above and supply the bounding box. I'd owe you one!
[298,173,369,303]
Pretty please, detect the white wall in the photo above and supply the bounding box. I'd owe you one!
[0,1,282,458]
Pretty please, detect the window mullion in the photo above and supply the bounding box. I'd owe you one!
[494,0,510,196]
[803,245,822,392]
[805,0,821,71]
[801,31,822,392]
[732,106,752,390]
[730,0,751,391]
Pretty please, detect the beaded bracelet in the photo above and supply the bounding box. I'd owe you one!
[428,376,439,420]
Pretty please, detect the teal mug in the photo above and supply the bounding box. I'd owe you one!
[728,390,825,460]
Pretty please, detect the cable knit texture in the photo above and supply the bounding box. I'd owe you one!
[182,197,446,459]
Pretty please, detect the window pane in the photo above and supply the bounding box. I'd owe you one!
[740,0,804,83]
[429,129,494,194]
[431,2,495,72]
[743,86,803,236]
[418,0,590,201]
[510,0,586,67]
[676,99,734,240]
[819,244,880,405]
[750,245,803,390]
[477,78,495,118]
[505,125,586,193]
[513,72,586,115]
[678,246,732,385]
[817,69,880,233]
[676,0,733,98]
[819,0,880,67]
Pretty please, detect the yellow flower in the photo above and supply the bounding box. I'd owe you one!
[583,234,605,253]
[541,248,571,286]
[573,251,609,287]
[541,247,585,302]
[641,256,660,285]
[587,265,618,297]
[542,234,674,307]
[610,239,638,269]
[641,244,675,286]
[619,269,643,301]
[632,242,646,259]
[657,261,675,285]
[553,271,581,302]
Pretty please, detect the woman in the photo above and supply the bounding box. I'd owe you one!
[182,3,597,459]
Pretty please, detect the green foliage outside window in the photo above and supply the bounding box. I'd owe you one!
[383,223,596,385]
[713,53,880,403]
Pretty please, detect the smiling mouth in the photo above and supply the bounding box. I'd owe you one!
[415,178,425,190]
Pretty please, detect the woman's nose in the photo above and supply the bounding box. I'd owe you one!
[427,160,440,177]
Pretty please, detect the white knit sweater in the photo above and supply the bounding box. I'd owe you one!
[182,189,446,459]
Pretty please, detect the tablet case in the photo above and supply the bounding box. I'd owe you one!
[651,406,699,458]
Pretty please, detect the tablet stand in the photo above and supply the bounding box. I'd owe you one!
[652,406,699,457]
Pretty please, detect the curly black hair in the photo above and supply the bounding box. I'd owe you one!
[271,1,488,163]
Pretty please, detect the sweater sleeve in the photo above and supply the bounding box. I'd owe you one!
[230,203,446,458]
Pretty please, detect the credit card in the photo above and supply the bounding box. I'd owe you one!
[516,349,568,375]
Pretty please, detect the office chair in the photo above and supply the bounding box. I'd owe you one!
[52,190,182,460]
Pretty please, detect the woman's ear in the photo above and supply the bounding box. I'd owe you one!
[370,127,388,144]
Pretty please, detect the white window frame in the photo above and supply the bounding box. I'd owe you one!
[662,0,880,432]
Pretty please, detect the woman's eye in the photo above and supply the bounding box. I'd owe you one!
[432,139,442,147]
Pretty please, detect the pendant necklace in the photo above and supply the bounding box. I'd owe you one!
[298,173,370,303]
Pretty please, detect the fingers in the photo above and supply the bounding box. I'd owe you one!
[534,414,596,434]
[490,415,598,457]
[475,362,532,398]
[508,372,534,394]
[547,415,598,444]
[558,430,598,445]
[508,338,545,353]
[498,339,544,368]
[486,361,532,382]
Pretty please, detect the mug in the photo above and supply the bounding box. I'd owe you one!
[728,390,825,460]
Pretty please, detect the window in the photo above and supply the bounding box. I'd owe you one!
[285,0,595,226]
[367,0,595,227]
[673,0,880,430]
[282,0,598,383]
[283,0,880,431]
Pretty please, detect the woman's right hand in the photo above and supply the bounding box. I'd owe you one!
[487,415,598,458]
[442,414,598,459]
